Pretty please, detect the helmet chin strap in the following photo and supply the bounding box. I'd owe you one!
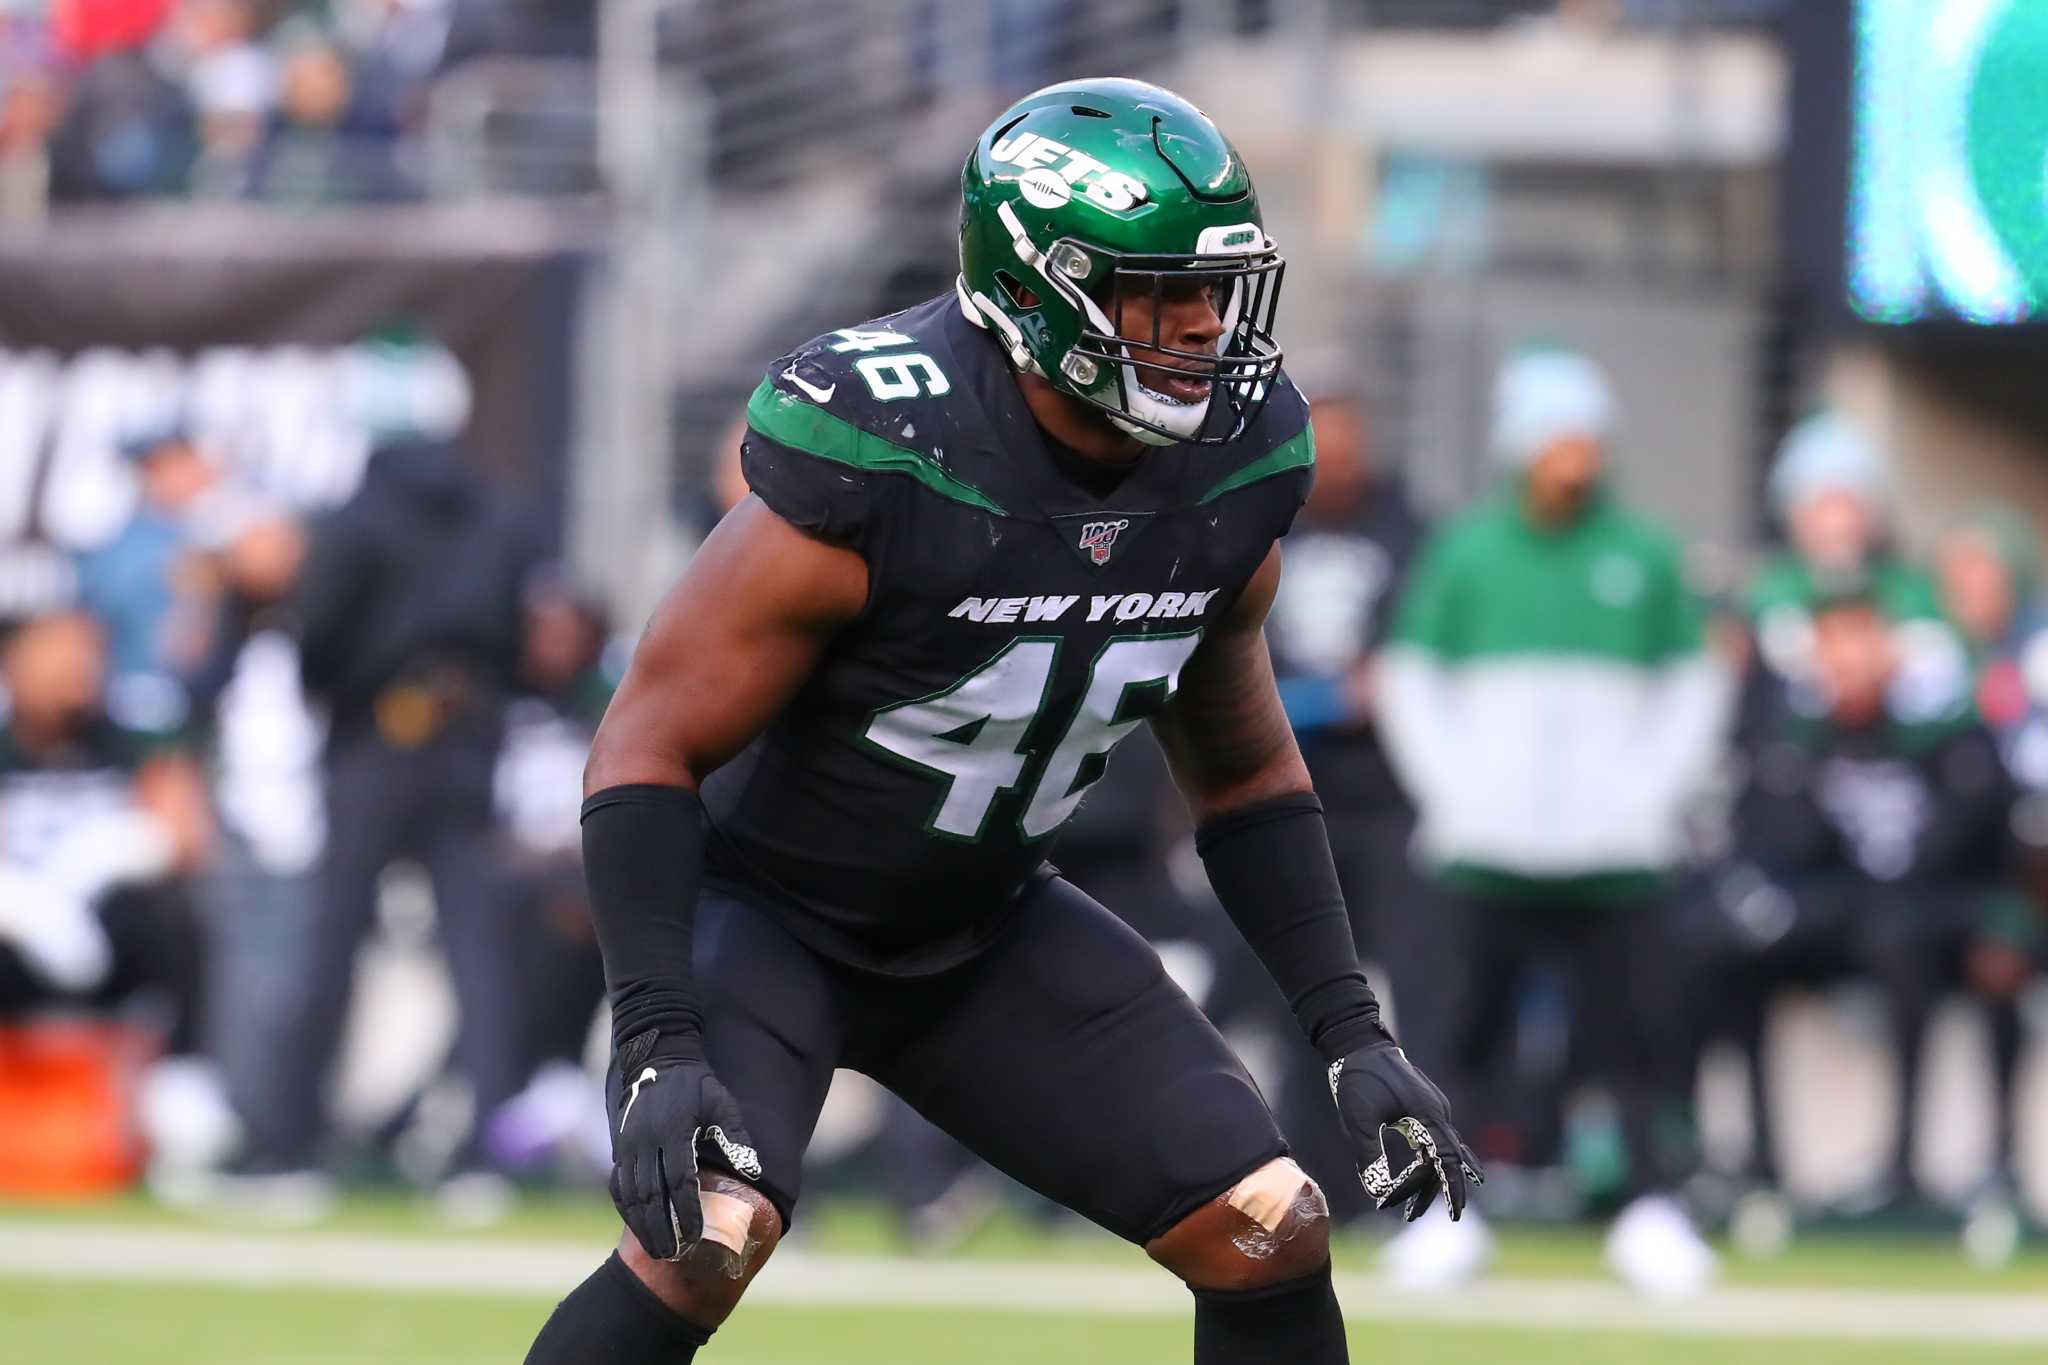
[964,270,1202,443]
[1110,375,1210,444]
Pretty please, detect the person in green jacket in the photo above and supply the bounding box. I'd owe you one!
[1378,346,1730,1297]
[1748,411,1960,703]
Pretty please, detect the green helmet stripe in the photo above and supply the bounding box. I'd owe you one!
[746,378,1007,516]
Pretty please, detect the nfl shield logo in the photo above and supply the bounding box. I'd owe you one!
[1077,518,1130,566]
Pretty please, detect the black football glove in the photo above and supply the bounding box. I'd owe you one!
[1329,1040,1484,1222]
[606,1027,761,1261]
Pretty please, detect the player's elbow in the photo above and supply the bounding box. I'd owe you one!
[583,715,704,797]
[1184,756,1315,829]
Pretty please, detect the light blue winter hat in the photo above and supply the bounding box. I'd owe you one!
[1489,345,1615,469]
[1767,410,1889,515]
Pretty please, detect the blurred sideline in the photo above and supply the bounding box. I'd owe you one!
[331,932,2048,1218]
[3,1220,2047,1347]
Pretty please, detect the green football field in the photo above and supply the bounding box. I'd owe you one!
[12,1279,2048,1365]
[6,1194,2048,1364]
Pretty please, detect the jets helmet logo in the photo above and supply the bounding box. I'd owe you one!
[1077,518,1131,566]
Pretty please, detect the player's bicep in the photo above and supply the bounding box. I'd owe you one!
[1154,546,1312,821]
[586,495,868,794]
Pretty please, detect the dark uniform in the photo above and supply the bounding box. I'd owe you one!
[0,712,205,1048]
[1706,673,2013,1191]
[692,292,1316,1239]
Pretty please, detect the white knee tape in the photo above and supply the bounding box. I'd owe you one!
[1221,1158,1327,1259]
[680,1189,760,1280]
[699,1189,756,1255]
[1225,1157,1322,1232]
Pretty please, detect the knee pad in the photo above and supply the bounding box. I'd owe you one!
[1219,1157,1328,1263]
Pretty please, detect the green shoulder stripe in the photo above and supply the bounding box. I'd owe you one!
[745,378,1006,516]
[1198,425,1315,504]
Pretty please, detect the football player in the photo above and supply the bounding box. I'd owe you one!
[525,78,1477,1365]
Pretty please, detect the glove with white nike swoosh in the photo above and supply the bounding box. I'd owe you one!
[606,1027,761,1262]
[1329,1041,1483,1222]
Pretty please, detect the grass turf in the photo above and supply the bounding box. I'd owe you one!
[8,1190,2048,1294]
[7,1279,2047,1365]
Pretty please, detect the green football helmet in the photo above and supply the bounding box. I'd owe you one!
[957,77,1285,446]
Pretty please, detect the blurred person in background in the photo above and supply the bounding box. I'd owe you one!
[46,2,196,201]
[75,422,317,1158]
[245,431,539,1211]
[1932,505,2044,1215]
[172,494,325,1209]
[1705,586,2013,1218]
[1260,389,1433,1223]
[78,425,243,701]
[1378,346,1730,1296]
[164,0,276,197]
[0,60,63,220]
[1747,411,1958,709]
[0,603,234,1184]
[329,0,450,136]
[252,21,413,204]
[480,570,617,1181]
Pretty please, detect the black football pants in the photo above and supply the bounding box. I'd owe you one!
[685,874,1288,1243]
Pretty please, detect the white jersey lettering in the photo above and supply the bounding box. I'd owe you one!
[1025,595,1079,622]
[948,597,996,622]
[1114,593,1156,621]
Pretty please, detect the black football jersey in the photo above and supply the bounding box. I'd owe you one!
[701,292,1313,974]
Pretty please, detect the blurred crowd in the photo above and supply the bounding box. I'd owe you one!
[0,0,593,212]
[0,0,1795,217]
[0,335,2042,1284]
[0,415,617,1219]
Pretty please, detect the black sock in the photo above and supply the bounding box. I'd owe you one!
[525,1252,714,1364]
[1191,1261,1348,1364]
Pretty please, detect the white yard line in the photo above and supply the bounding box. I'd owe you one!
[2,1221,2046,1346]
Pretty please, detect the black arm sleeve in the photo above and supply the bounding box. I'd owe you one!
[581,784,706,1049]
[1196,791,1387,1062]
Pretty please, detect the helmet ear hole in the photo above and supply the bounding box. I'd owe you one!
[994,270,1038,310]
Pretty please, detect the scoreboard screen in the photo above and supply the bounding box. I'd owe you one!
[1848,0,2048,325]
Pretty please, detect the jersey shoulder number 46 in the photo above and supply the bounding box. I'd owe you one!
[821,326,951,403]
